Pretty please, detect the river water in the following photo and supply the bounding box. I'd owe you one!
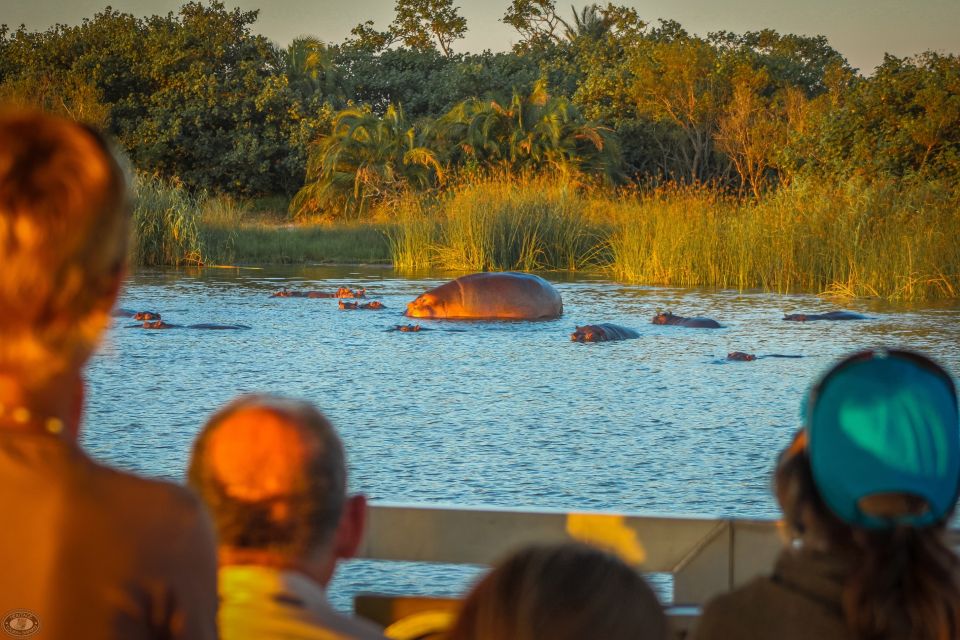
[83,266,960,607]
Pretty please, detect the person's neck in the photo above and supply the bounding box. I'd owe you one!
[220,546,337,588]
[0,372,82,440]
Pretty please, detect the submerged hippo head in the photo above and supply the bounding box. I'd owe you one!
[571,326,602,342]
[142,320,172,329]
[338,300,359,310]
[396,324,422,332]
[133,311,161,321]
[651,312,676,325]
[360,301,384,310]
[727,351,757,362]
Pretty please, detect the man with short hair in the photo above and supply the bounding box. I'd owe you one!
[0,110,218,639]
[188,394,385,640]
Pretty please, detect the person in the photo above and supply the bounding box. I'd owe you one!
[188,394,385,640]
[0,110,218,638]
[693,348,960,640]
[445,542,668,640]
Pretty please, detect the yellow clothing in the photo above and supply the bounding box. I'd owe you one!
[219,565,386,640]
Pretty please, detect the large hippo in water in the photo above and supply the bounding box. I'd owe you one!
[571,324,639,342]
[783,311,867,322]
[405,272,563,320]
[652,311,721,328]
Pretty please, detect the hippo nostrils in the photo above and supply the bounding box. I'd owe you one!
[112,308,161,320]
[783,311,867,322]
[389,324,426,332]
[652,312,721,329]
[405,272,562,320]
[571,324,640,343]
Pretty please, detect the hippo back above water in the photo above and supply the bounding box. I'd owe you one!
[571,324,639,342]
[405,272,563,320]
[783,311,867,322]
[652,311,721,328]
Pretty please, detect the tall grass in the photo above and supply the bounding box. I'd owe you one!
[607,178,960,300]
[131,175,204,266]
[381,173,959,302]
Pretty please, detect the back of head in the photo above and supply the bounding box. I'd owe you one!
[447,543,667,640]
[0,110,128,388]
[188,395,347,560]
[776,349,960,639]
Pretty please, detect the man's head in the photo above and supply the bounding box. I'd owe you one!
[0,110,128,389]
[188,395,365,582]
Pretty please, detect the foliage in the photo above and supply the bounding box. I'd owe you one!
[131,175,204,266]
[291,105,443,219]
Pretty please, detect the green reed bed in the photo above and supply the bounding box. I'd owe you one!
[131,176,204,266]
[387,175,608,272]
[607,178,960,301]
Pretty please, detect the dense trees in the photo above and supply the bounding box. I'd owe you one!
[2,0,957,214]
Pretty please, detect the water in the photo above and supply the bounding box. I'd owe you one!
[84,266,960,607]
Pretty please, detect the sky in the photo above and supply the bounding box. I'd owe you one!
[3,0,959,74]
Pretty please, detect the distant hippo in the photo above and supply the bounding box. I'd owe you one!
[137,321,250,330]
[726,351,804,362]
[652,312,721,329]
[405,272,562,320]
[388,324,427,332]
[571,324,640,343]
[271,287,366,299]
[112,308,160,319]
[783,311,867,322]
[360,301,384,310]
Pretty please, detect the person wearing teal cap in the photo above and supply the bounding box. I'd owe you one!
[694,349,960,640]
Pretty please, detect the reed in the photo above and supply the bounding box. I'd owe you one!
[607,177,960,300]
[130,175,204,266]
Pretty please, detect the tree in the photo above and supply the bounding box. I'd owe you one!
[292,104,444,218]
[391,0,467,56]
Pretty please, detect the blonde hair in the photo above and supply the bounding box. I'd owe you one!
[0,110,128,387]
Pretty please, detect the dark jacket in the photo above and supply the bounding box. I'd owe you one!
[692,548,853,640]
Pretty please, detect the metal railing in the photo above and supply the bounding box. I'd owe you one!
[357,502,960,606]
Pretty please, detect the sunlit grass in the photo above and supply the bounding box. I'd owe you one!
[130,173,960,301]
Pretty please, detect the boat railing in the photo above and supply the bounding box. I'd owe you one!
[357,502,960,606]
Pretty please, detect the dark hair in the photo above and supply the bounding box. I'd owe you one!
[446,543,667,640]
[188,395,346,559]
[776,442,960,639]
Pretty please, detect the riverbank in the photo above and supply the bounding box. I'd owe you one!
[132,174,960,302]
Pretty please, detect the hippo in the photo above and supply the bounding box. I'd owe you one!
[338,300,358,310]
[112,308,160,319]
[271,287,366,299]
[388,324,427,332]
[726,351,804,362]
[783,311,867,322]
[571,324,640,343]
[652,312,721,329]
[405,272,562,320]
[136,320,250,330]
[360,301,384,310]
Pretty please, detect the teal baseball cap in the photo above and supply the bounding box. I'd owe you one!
[804,349,960,530]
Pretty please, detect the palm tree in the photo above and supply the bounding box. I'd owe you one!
[434,79,623,182]
[292,104,444,218]
[284,36,346,103]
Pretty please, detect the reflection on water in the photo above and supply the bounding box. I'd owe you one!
[84,266,960,607]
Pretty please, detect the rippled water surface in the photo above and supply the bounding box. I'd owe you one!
[84,266,960,606]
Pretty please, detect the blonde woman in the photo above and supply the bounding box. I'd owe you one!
[0,111,217,639]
